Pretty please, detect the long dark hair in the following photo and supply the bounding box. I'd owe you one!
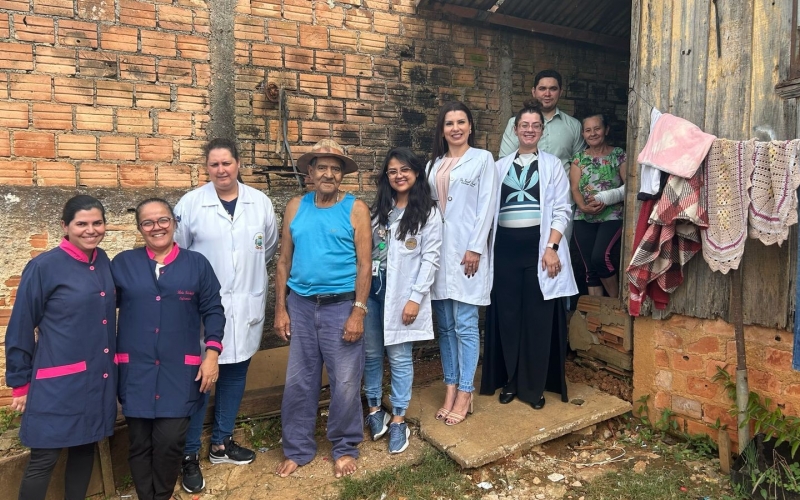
[431,101,475,163]
[371,148,434,240]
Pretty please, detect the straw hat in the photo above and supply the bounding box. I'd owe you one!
[296,139,359,175]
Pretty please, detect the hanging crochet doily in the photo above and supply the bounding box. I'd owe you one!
[748,140,800,246]
[701,139,755,273]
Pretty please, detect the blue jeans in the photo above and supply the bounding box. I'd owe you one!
[433,299,479,392]
[281,291,364,464]
[184,358,251,454]
[363,272,414,417]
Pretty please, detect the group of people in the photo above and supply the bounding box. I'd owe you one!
[4,68,627,500]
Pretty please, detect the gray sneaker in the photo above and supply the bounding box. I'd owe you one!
[388,422,410,454]
[365,409,390,441]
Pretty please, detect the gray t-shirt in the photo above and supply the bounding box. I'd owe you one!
[371,207,405,271]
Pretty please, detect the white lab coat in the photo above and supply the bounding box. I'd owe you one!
[493,150,578,300]
[381,208,443,346]
[427,147,498,306]
[174,182,279,364]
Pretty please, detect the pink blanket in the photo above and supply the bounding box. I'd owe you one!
[637,113,717,179]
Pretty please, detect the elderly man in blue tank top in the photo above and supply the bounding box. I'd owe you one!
[274,139,372,479]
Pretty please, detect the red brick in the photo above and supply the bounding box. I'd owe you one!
[78,161,118,186]
[702,403,736,429]
[672,352,704,372]
[373,57,399,79]
[120,0,157,28]
[14,131,55,158]
[0,0,27,11]
[78,50,117,78]
[359,78,386,101]
[235,15,264,41]
[4,276,21,287]
[330,28,357,52]
[120,164,156,187]
[195,62,210,86]
[0,43,33,70]
[400,15,425,39]
[33,0,72,15]
[0,73,7,100]
[14,15,55,44]
[120,55,157,82]
[36,46,77,75]
[687,337,720,355]
[54,77,94,104]
[58,20,98,48]
[0,102,30,128]
[315,50,343,74]
[193,113,209,136]
[32,103,73,130]
[75,106,114,131]
[654,348,670,367]
[0,13,8,38]
[330,76,356,99]
[193,8,209,33]
[135,84,170,109]
[235,41,248,65]
[300,73,328,97]
[684,419,713,439]
[266,20,296,44]
[346,101,372,123]
[300,24,327,49]
[0,160,33,185]
[35,161,76,186]
[0,130,8,156]
[77,0,115,22]
[99,136,136,161]
[705,359,733,379]
[178,138,204,163]
[100,26,138,52]
[249,0,280,18]
[138,137,172,161]
[748,368,782,395]
[284,46,313,72]
[286,95,313,120]
[686,375,718,400]
[373,11,399,35]
[672,394,702,419]
[315,2,343,27]
[158,5,193,31]
[58,134,97,159]
[315,99,343,121]
[117,109,153,134]
[158,111,192,136]
[158,58,192,85]
[96,80,134,106]
[177,35,209,60]
[251,43,282,68]
[176,87,207,111]
[157,164,191,187]
[703,318,734,337]
[786,384,800,398]
[344,6,371,31]
[359,32,386,55]
[655,328,684,348]
[141,30,176,57]
[283,0,311,23]
[345,53,371,77]
[267,119,298,142]
[301,121,330,142]
[765,347,793,372]
[653,390,671,410]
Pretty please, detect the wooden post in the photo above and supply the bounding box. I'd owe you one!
[730,268,750,450]
[97,438,116,497]
[718,428,732,473]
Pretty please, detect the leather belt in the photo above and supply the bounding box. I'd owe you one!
[299,291,355,305]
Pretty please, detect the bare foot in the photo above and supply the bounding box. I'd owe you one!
[276,458,299,477]
[334,455,357,478]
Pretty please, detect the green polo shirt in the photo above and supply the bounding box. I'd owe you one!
[498,107,585,173]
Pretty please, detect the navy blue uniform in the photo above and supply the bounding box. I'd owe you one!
[5,239,118,449]
[112,245,225,419]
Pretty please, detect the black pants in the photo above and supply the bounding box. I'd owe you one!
[572,219,623,287]
[18,443,95,500]
[127,417,190,500]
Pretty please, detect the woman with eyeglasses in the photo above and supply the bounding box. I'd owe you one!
[112,198,225,500]
[480,99,577,411]
[362,148,441,453]
[6,195,117,500]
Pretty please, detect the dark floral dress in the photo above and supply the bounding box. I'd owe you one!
[572,147,626,222]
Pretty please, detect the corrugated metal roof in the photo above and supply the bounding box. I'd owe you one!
[419,0,631,51]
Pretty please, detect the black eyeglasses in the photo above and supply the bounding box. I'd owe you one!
[139,217,173,230]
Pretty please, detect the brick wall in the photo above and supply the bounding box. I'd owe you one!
[633,315,800,450]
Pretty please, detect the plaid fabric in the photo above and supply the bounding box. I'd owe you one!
[627,169,708,315]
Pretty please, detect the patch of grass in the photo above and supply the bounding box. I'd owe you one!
[238,416,282,450]
[584,466,723,500]
[0,407,19,434]
[338,449,476,500]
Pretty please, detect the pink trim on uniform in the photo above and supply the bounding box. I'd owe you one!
[205,341,223,353]
[184,355,202,365]
[115,353,130,364]
[35,361,87,379]
[146,243,180,265]
[59,238,98,263]
[12,383,30,397]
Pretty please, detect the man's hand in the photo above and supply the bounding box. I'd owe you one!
[274,306,291,341]
[342,309,365,342]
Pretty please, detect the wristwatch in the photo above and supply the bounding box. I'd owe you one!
[353,301,368,314]
[546,242,559,251]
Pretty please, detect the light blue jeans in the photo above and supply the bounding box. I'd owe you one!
[432,299,479,392]
[364,272,414,417]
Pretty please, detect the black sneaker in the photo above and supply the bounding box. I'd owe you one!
[181,453,205,493]
[208,436,256,465]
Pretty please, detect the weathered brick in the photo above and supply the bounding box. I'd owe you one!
[344,7,371,31]
[99,136,136,161]
[77,0,115,22]
[117,109,152,133]
[373,11,399,35]
[158,111,192,136]
[141,30,177,57]
[765,347,793,373]
[672,352,704,372]
[249,0,280,18]
[359,78,385,101]
[330,28,357,52]
[301,121,330,142]
[373,57,399,79]
[96,80,134,106]
[672,394,702,419]
[35,161,77,186]
[158,5,193,31]
[0,13,8,38]
[101,26,138,52]
[79,161,118,187]
[702,403,736,429]
[465,46,489,69]
[687,337,720,355]
[58,20,99,48]
[32,103,73,130]
[260,20,298,45]
[372,101,397,125]
[284,46,313,72]
[286,95,313,120]
[235,15,264,41]
[158,58,192,84]
[251,43,282,68]
[401,61,426,84]
[345,53,371,77]
[0,160,33,185]
[135,83,170,108]
[315,98,343,121]
[315,2,343,27]
[33,0,72,16]
[120,164,156,187]
[178,138,204,162]
[299,73,328,97]
[120,0,157,28]
[748,367,782,395]
[35,46,76,75]
[195,62,210,86]
[686,375,718,400]
[14,131,55,158]
[429,20,451,41]
[330,75,356,99]
[54,77,94,104]
[345,101,372,123]
[655,370,673,390]
[120,55,157,82]
[0,130,9,156]
[314,50,343,74]
[11,74,50,102]
[361,123,387,146]
[235,41,249,65]
[655,328,684,348]
[177,35,209,60]
[14,15,55,44]
[58,134,97,159]
[703,318,734,336]
[0,102,30,128]
[78,50,117,78]
[176,87,207,111]
[266,119,298,142]
[157,164,192,187]
[139,137,172,161]
[359,32,386,55]
[193,8,209,33]
[300,24,328,50]
[0,0,28,11]
[283,0,312,23]
[400,15,425,39]
[75,106,114,131]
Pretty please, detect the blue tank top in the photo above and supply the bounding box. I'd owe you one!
[288,192,357,296]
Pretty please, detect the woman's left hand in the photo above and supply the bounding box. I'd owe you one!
[542,247,561,279]
[461,250,481,277]
[402,300,420,325]
[197,350,220,393]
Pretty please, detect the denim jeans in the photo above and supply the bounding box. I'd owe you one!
[183,358,251,454]
[432,299,479,392]
[364,272,414,417]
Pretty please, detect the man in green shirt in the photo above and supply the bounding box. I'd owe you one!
[497,70,585,173]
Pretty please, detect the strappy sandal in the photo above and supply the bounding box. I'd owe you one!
[445,392,473,426]
[435,384,457,420]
